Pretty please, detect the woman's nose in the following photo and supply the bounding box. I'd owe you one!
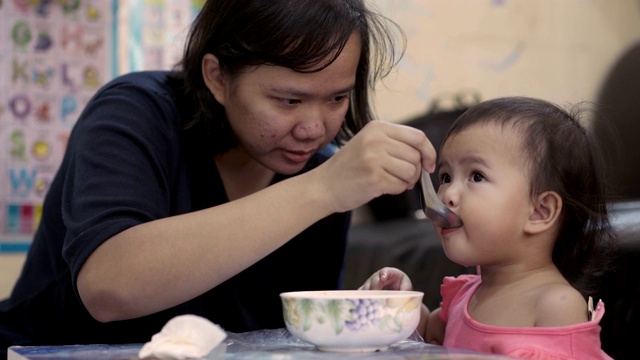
[292,107,326,140]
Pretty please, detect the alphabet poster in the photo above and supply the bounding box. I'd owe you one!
[0,0,202,251]
[0,0,114,251]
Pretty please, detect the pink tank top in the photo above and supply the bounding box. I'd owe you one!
[440,275,613,360]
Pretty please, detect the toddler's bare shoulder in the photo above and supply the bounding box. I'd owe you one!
[534,283,588,326]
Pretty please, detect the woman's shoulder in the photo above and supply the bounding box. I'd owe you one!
[88,71,181,121]
[72,71,184,147]
[102,71,178,97]
[109,70,172,83]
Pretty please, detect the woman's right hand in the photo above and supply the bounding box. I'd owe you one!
[359,267,414,291]
[315,120,436,214]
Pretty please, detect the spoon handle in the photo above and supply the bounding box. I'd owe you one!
[419,169,463,228]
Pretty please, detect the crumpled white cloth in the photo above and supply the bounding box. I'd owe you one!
[139,314,227,359]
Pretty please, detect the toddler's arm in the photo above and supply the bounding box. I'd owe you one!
[425,308,445,345]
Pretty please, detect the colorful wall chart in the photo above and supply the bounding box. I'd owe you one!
[0,0,202,252]
[116,0,204,73]
[0,0,115,251]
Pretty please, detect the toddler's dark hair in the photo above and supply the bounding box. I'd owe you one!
[442,96,615,298]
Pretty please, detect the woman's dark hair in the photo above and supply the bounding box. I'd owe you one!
[174,0,404,155]
[442,96,615,298]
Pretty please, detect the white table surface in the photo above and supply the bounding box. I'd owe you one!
[8,328,512,359]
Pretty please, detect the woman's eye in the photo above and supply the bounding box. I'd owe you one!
[331,95,348,103]
[279,98,301,106]
[471,172,485,182]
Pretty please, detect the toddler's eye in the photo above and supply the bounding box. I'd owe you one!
[471,172,485,182]
[440,173,451,184]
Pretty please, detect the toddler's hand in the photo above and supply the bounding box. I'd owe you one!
[358,267,413,291]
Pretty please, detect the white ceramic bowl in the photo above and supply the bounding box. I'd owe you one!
[280,290,424,352]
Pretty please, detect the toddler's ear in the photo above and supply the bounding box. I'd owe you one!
[524,191,562,235]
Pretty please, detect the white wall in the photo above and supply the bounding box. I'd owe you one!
[368,0,640,124]
[0,255,25,299]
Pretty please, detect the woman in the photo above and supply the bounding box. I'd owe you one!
[0,0,435,349]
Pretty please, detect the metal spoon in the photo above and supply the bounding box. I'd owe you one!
[418,169,463,228]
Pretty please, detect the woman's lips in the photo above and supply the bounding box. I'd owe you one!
[282,149,314,163]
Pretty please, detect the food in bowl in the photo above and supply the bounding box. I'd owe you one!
[280,290,423,352]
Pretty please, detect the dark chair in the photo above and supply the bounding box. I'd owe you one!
[599,201,640,360]
[592,40,640,201]
[590,40,640,360]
